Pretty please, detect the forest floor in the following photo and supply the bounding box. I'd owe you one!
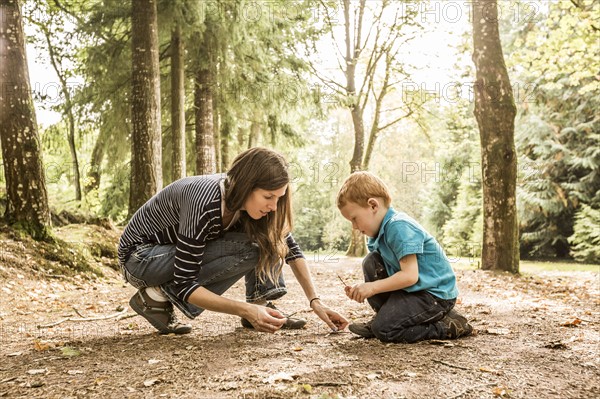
[0,224,599,399]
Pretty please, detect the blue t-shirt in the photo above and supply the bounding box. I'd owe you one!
[367,207,458,300]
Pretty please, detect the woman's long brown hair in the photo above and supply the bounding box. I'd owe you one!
[224,147,293,283]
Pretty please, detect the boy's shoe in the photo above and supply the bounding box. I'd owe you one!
[441,309,473,339]
[348,319,376,339]
[241,302,307,329]
[129,289,192,334]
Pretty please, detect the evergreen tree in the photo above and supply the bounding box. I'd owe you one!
[128,0,162,217]
[509,0,600,258]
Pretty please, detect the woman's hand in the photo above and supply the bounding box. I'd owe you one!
[310,300,349,331]
[244,304,287,333]
[345,282,376,303]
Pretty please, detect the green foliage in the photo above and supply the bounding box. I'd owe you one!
[507,0,600,258]
[421,100,482,258]
[568,204,600,263]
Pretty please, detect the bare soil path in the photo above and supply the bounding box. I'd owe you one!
[1,254,599,398]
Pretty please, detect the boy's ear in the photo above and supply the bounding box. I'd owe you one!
[367,198,379,210]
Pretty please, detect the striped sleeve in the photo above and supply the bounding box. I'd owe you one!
[285,233,305,263]
[172,185,222,302]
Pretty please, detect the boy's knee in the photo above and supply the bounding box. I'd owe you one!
[371,317,395,342]
[362,252,386,281]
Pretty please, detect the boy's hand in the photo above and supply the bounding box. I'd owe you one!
[345,282,377,303]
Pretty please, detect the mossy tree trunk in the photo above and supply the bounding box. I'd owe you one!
[472,0,519,273]
[128,0,162,218]
[0,0,51,240]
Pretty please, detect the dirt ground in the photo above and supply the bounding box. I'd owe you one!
[0,231,599,398]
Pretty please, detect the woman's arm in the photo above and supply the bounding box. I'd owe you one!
[288,257,349,331]
[187,286,286,333]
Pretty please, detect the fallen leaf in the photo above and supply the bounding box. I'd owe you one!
[561,318,582,327]
[61,347,81,357]
[143,378,161,387]
[544,341,568,349]
[297,383,312,393]
[492,385,511,397]
[33,340,51,351]
[292,347,303,352]
[27,369,47,375]
[264,372,295,384]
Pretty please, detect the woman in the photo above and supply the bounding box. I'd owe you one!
[118,147,348,334]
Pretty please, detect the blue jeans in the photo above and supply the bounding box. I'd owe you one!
[122,232,287,319]
[363,252,455,343]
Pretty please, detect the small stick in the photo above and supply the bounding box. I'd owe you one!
[337,274,349,287]
[433,359,472,371]
[37,308,128,329]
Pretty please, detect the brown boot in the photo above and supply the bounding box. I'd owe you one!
[440,309,473,339]
[129,289,192,334]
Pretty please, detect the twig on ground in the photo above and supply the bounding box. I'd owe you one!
[37,308,128,328]
[301,381,347,387]
[433,359,472,371]
[71,307,86,318]
[116,312,137,321]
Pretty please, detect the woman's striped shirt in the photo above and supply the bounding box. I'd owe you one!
[118,173,304,302]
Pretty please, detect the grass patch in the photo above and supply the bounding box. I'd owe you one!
[451,258,599,273]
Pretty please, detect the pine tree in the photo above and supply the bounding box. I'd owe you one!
[128,0,162,217]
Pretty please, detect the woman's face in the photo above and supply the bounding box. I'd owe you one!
[242,185,287,219]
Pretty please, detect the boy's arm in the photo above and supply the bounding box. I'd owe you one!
[346,254,419,303]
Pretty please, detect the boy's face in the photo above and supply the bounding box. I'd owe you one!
[339,199,384,238]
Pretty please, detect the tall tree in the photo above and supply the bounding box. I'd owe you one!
[0,0,51,239]
[26,3,82,201]
[170,21,186,181]
[472,0,519,273]
[128,0,162,217]
[314,0,422,256]
[194,22,216,175]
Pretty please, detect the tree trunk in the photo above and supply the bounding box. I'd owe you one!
[472,0,519,273]
[344,0,366,257]
[39,24,82,201]
[84,129,105,194]
[170,23,186,182]
[194,67,216,174]
[213,91,221,173]
[248,120,260,149]
[0,0,51,239]
[220,116,231,171]
[128,0,162,218]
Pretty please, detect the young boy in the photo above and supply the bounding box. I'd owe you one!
[337,171,472,343]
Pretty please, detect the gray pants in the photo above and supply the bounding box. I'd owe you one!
[122,232,286,319]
